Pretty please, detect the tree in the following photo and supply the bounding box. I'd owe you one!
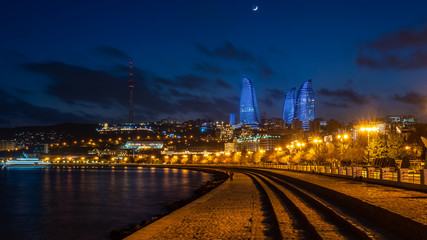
[365,134,387,166]
[387,133,406,161]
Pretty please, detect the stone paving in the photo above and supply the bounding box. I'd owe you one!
[125,173,270,240]
[266,169,427,225]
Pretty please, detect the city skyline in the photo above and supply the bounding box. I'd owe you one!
[2,1,427,127]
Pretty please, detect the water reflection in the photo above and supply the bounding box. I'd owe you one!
[0,167,211,240]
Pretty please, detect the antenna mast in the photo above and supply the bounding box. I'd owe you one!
[129,58,134,123]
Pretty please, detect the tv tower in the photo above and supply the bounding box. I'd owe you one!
[129,58,134,123]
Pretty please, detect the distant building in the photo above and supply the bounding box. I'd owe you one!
[326,119,340,134]
[97,123,153,133]
[309,119,322,133]
[236,137,260,152]
[187,145,224,153]
[282,87,296,124]
[229,113,235,126]
[260,136,286,151]
[291,119,303,130]
[295,79,315,131]
[263,118,285,130]
[160,119,169,125]
[387,115,416,125]
[239,76,261,127]
[33,144,49,154]
[225,142,236,153]
[122,141,163,150]
[0,140,16,151]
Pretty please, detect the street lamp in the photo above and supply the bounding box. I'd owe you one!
[313,138,322,153]
[360,126,378,165]
[337,134,349,164]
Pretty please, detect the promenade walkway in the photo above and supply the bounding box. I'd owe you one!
[125,173,271,240]
[125,168,427,239]
[266,169,427,225]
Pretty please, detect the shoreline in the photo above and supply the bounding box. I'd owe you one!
[109,167,229,240]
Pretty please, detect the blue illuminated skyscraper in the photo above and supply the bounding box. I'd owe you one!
[239,76,260,126]
[295,79,315,131]
[282,88,296,124]
[229,113,235,126]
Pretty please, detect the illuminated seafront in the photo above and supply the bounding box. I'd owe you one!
[124,166,427,240]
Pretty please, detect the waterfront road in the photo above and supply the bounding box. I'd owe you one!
[125,172,274,240]
[126,168,427,240]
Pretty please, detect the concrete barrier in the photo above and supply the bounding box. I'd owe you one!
[352,167,362,178]
[380,168,389,181]
[421,169,427,186]
[398,169,408,183]
[346,167,352,177]
[367,167,375,178]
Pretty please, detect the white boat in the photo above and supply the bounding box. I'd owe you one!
[3,157,51,167]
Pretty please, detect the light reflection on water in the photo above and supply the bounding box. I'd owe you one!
[0,167,211,240]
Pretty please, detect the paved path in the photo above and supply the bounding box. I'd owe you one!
[125,173,270,240]
[266,169,427,225]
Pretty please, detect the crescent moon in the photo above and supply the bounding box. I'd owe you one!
[253,5,258,11]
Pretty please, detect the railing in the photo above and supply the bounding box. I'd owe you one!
[249,164,427,187]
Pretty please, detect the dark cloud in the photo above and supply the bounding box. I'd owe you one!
[259,98,274,108]
[193,63,222,74]
[367,26,427,50]
[22,61,124,105]
[21,60,238,122]
[154,77,175,86]
[194,43,211,56]
[392,92,426,108]
[155,75,213,91]
[258,64,274,80]
[322,102,349,108]
[229,96,240,102]
[357,26,427,70]
[265,88,284,100]
[0,89,96,126]
[167,88,193,98]
[177,96,236,120]
[21,61,176,116]
[195,41,255,61]
[357,48,427,70]
[215,41,255,61]
[175,75,210,90]
[318,88,371,105]
[94,46,129,60]
[216,79,232,88]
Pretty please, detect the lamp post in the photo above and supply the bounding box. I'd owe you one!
[337,134,349,164]
[360,127,378,165]
[313,138,321,151]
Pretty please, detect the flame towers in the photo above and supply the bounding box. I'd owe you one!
[239,76,260,127]
[295,79,315,130]
[282,88,296,124]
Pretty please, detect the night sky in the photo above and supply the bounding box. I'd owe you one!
[2,0,427,127]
